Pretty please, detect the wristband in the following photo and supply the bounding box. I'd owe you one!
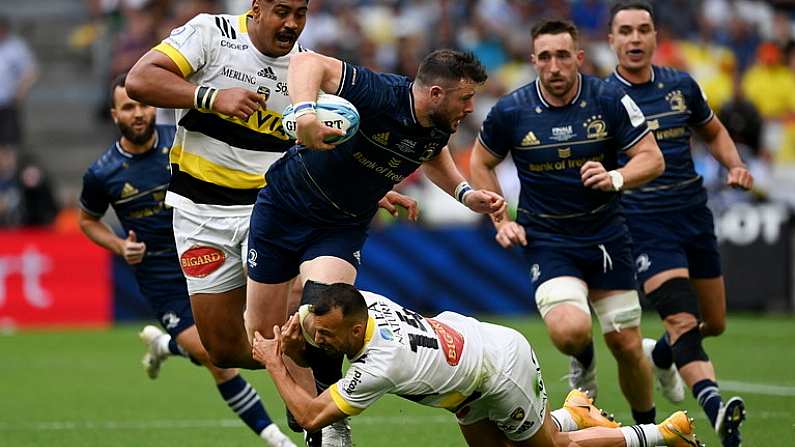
[454,181,473,204]
[194,85,218,112]
[607,170,624,192]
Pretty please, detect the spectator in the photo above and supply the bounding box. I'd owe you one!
[0,15,38,147]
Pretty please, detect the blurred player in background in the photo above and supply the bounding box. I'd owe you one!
[469,19,662,425]
[253,282,704,447]
[606,2,750,445]
[78,73,295,447]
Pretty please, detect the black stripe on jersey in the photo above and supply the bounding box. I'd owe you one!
[169,166,260,206]
[214,17,236,39]
[215,17,227,38]
[178,109,293,152]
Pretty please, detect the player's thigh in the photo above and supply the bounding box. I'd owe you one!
[627,213,689,293]
[459,326,548,444]
[190,287,247,343]
[691,276,726,336]
[524,245,589,318]
[172,208,249,295]
[459,419,513,447]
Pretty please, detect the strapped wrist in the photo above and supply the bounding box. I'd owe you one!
[194,85,219,112]
[454,181,473,204]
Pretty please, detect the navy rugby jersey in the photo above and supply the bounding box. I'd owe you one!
[265,63,451,224]
[607,66,713,213]
[80,125,178,259]
[478,74,649,246]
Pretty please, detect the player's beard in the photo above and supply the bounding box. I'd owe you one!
[119,119,156,145]
[428,109,456,134]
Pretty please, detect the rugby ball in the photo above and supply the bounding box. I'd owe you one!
[282,93,360,144]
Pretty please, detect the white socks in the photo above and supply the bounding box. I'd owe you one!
[620,424,663,447]
[551,408,579,432]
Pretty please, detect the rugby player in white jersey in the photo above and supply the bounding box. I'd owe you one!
[253,282,704,447]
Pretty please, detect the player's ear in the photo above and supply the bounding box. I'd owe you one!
[428,85,445,102]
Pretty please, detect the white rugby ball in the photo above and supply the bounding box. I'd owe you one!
[282,93,360,144]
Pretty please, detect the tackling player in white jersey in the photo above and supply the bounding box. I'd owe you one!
[253,283,704,447]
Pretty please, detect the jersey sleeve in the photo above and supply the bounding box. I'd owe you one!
[477,101,512,159]
[684,74,715,127]
[328,363,394,416]
[606,86,650,152]
[79,169,109,218]
[335,63,398,116]
[153,14,215,78]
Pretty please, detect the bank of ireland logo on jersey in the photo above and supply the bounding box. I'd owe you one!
[635,253,651,273]
[247,248,258,268]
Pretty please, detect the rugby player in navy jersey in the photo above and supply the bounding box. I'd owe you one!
[244,49,505,439]
[607,2,750,445]
[469,20,663,425]
[78,74,295,447]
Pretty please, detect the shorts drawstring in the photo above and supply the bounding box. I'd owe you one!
[598,244,613,273]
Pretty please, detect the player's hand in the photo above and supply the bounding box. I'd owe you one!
[378,190,419,221]
[580,161,613,191]
[463,190,506,216]
[295,114,345,150]
[279,313,306,361]
[727,165,753,190]
[211,87,267,121]
[120,230,146,265]
[252,328,284,371]
[494,220,527,248]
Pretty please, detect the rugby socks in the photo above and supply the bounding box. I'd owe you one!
[693,379,722,428]
[166,338,187,357]
[573,341,595,370]
[551,408,578,432]
[651,333,674,369]
[619,424,663,447]
[217,374,273,435]
[631,407,656,425]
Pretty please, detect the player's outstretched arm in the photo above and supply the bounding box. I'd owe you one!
[288,52,346,149]
[253,329,347,432]
[422,146,506,215]
[78,210,146,264]
[694,115,753,190]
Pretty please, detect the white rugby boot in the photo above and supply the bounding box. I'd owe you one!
[138,325,169,379]
[642,338,686,403]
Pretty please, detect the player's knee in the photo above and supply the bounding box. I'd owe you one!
[591,290,642,334]
[603,328,643,363]
[647,277,700,321]
[671,327,709,369]
[663,312,699,340]
[549,324,592,355]
[535,277,589,319]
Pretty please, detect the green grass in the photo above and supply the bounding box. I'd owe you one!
[2,314,794,446]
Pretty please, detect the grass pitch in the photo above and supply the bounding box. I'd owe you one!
[2,314,793,446]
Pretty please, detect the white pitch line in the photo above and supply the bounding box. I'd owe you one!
[719,380,795,397]
[3,410,795,433]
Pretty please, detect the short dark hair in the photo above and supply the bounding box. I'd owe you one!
[310,282,368,323]
[110,72,127,108]
[531,19,579,46]
[608,0,655,30]
[415,49,488,87]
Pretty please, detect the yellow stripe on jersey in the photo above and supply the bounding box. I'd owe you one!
[329,384,364,416]
[432,391,469,410]
[239,12,250,33]
[170,146,267,189]
[153,42,193,77]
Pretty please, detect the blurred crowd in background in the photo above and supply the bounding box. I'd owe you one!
[3,0,795,227]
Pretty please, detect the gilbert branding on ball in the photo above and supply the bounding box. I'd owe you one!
[282,93,360,144]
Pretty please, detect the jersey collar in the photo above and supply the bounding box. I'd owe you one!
[612,65,655,86]
[535,73,582,109]
[115,131,159,159]
[239,11,250,33]
[407,82,419,125]
[349,316,376,361]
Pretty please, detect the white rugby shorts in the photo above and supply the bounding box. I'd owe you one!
[172,206,251,295]
[457,323,548,441]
